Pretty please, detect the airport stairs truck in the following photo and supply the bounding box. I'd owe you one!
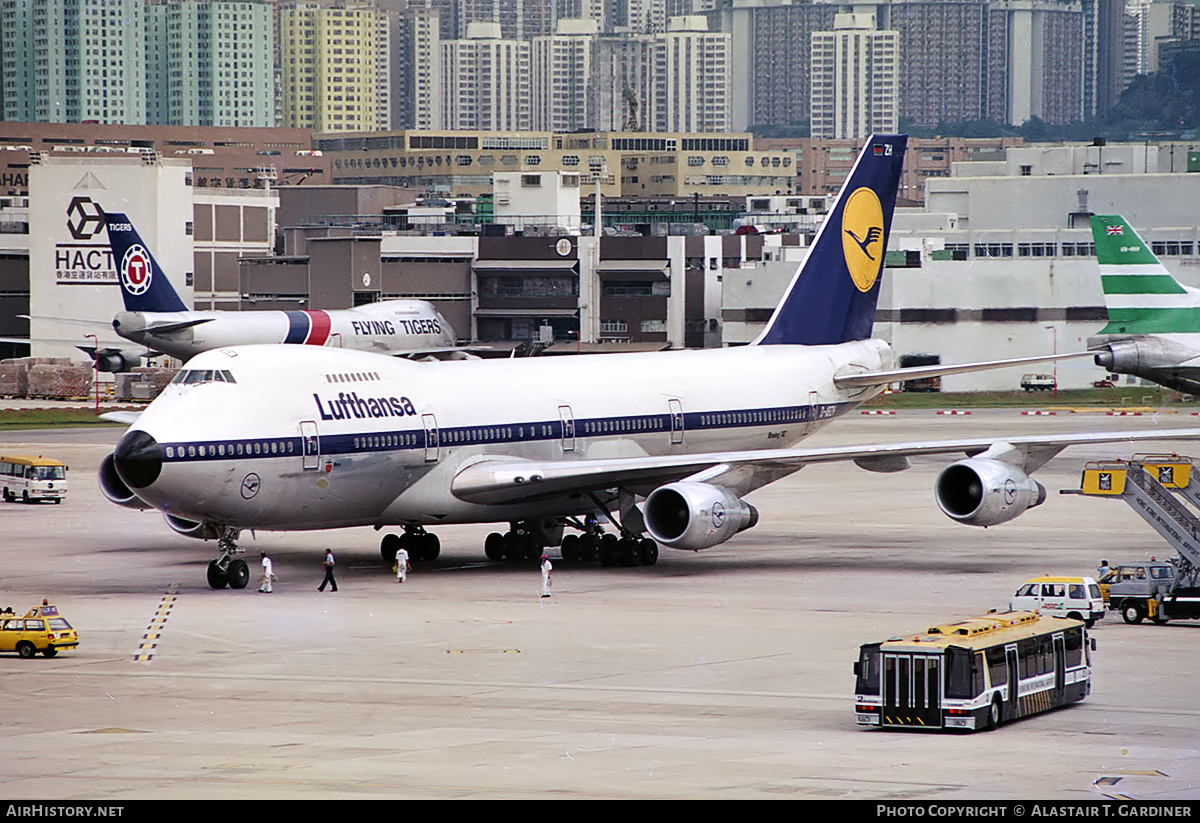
[1063,455,1200,624]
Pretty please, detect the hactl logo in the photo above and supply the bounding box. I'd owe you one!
[66,196,106,240]
[55,195,116,284]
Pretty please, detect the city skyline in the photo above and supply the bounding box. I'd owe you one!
[1,0,1196,134]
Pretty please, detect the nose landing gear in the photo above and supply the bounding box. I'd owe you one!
[206,527,249,589]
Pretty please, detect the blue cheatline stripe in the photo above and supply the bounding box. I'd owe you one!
[283,311,311,344]
[158,402,856,464]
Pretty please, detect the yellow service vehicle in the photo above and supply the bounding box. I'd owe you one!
[0,604,79,658]
[0,455,68,503]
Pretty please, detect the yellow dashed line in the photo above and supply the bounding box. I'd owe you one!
[134,584,180,662]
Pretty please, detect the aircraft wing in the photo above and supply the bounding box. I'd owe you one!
[450,426,1200,505]
[834,351,1094,390]
[18,313,112,330]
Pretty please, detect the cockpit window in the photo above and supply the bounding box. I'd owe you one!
[171,369,236,385]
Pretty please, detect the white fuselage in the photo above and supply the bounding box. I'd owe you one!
[113,300,456,362]
[120,339,895,531]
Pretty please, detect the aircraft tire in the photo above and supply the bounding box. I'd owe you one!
[598,534,619,566]
[419,533,440,561]
[637,538,659,566]
[580,534,599,562]
[617,537,640,566]
[207,560,229,590]
[484,532,506,561]
[227,559,250,590]
[561,534,582,562]
[381,533,400,563]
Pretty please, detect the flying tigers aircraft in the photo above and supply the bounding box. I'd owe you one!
[99,135,1200,590]
[1089,214,1200,395]
[83,213,460,372]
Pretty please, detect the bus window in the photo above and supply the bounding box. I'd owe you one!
[1064,627,1084,668]
[944,648,983,699]
[855,644,881,696]
[985,646,1007,687]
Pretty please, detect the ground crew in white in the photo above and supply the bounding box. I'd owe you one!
[396,547,409,583]
[540,554,552,598]
[259,552,276,593]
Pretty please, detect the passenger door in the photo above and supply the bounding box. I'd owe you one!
[668,398,684,445]
[422,414,440,463]
[300,420,320,471]
[559,405,576,453]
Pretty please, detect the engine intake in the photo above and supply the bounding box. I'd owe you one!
[935,458,1046,527]
[164,514,223,541]
[644,481,758,550]
[97,452,153,510]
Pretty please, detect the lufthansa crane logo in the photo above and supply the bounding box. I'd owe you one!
[841,187,885,293]
[121,244,152,296]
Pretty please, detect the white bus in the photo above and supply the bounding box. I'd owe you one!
[854,610,1093,731]
[0,455,68,503]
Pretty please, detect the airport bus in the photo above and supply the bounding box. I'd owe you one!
[853,610,1092,731]
[0,455,68,503]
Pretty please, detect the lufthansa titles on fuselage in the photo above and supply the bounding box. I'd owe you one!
[314,390,417,421]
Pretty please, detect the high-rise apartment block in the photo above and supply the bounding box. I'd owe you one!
[655,15,731,133]
[2,0,147,124]
[153,1,274,127]
[810,13,898,140]
[2,0,273,127]
[441,22,531,131]
[718,0,1125,130]
[279,0,391,132]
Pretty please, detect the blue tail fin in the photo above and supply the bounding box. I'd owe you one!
[754,135,907,346]
[104,212,188,313]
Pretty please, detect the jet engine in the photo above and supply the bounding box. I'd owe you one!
[163,514,223,541]
[1093,338,1200,395]
[78,346,144,373]
[935,458,1046,527]
[643,481,759,550]
[95,349,144,374]
[97,452,154,510]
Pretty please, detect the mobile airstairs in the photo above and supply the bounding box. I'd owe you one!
[1063,455,1200,622]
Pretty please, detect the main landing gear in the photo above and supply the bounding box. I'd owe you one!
[380,525,441,564]
[206,526,250,590]
[486,517,659,567]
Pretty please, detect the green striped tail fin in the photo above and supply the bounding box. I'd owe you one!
[1091,215,1200,334]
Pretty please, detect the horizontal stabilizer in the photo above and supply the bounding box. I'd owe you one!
[137,317,214,335]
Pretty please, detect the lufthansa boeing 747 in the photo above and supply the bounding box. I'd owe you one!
[99,136,1200,589]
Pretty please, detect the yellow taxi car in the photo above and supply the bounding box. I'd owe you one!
[0,603,79,658]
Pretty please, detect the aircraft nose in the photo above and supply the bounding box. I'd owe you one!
[114,430,163,489]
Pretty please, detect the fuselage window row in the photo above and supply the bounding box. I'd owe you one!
[159,404,842,462]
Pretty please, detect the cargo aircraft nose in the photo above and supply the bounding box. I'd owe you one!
[114,430,163,489]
